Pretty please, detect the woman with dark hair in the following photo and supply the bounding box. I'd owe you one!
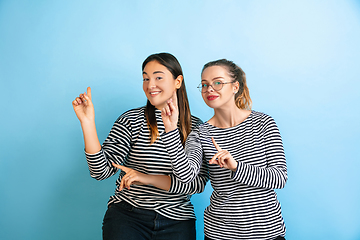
[161,59,287,240]
[72,53,208,240]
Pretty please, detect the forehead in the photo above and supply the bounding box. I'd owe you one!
[201,65,229,80]
[143,61,170,74]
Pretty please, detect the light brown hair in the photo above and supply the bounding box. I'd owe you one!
[202,59,252,110]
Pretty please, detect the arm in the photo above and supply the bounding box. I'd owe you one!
[161,128,205,184]
[167,156,209,195]
[111,132,209,194]
[160,92,209,189]
[72,87,101,153]
[85,117,132,180]
[230,117,287,189]
[210,116,287,189]
[111,163,171,191]
[72,87,132,180]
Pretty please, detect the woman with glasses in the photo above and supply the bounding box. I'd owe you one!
[72,53,208,240]
[160,59,287,240]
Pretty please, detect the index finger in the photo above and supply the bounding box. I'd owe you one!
[211,137,222,151]
[112,162,128,173]
[171,90,178,107]
[87,86,92,100]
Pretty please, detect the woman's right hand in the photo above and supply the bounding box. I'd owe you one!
[161,91,179,133]
[72,87,95,124]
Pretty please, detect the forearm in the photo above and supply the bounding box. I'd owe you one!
[168,164,209,195]
[162,129,202,183]
[146,175,171,191]
[81,120,101,154]
[231,160,287,189]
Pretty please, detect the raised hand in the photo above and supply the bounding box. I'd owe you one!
[161,91,179,133]
[112,163,147,191]
[72,87,94,124]
[209,137,238,171]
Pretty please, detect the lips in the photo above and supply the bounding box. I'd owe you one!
[207,95,219,101]
[149,91,161,97]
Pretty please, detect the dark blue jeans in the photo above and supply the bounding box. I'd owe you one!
[103,201,196,240]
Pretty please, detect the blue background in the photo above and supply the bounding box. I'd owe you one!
[1,1,359,239]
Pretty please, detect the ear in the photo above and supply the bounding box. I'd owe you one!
[175,75,183,89]
[233,81,240,93]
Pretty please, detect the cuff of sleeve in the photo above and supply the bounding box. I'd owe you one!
[161,128,180,143]
[84,148,103,157]
[84,148,105,161]
[230,161,244,181]
[168,175,179,193]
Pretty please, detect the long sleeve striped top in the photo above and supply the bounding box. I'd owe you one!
[162,111,287,239]
[85,106,209,220]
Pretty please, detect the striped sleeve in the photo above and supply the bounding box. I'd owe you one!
[85,116,132,181]
[162,128,204,184]
[231,116,287,189]
[168,161,208,194]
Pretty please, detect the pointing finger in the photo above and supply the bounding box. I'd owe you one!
[112,162,129,173]
[87,86,92,100]
[171,91,178,108]
[211,137,222,151]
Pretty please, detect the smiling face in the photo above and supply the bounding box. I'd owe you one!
[142,60,182,109]
[201,65,239,109]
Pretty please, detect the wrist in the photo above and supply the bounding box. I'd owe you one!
[165,125,177,133]
[231,162,238,172]
[80,118,95,127]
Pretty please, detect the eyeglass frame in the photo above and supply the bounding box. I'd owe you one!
[197,80,236,93]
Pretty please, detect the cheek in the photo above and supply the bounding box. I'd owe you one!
[162,82,176,95]
[142,82,148,93]
[201,93,207,102]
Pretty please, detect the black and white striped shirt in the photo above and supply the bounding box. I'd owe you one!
[85,107,209,220]
[162,111,287,239]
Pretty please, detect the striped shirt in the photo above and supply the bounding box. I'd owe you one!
[85,106,209,220]
[162,111,287,239]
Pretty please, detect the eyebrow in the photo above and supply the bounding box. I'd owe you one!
[201,77,224,82]
[142,71,165,75]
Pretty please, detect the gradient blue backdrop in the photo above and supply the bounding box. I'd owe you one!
[1,1,359,239]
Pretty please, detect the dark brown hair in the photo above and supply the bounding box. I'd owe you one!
[142,53,191,144]
[202,59,252,110]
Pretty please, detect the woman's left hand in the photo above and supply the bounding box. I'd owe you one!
[209,137,238,171]
[112,163,148,190]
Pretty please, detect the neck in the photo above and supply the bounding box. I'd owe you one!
[211,103,251,128]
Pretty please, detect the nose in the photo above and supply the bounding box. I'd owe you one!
[147,78,156,89]
[205,85,215,93]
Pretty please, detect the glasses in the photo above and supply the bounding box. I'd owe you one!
[197,81,235,93]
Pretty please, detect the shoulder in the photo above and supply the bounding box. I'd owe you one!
[190,115,203,130]
[115,106,146,124]
[250,110,279,132]
[251,110,275,123]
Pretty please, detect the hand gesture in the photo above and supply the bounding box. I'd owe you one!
[112,163,147,191]
[161,91,179,133]
[72,87,94,124]
[209,137,238,171]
